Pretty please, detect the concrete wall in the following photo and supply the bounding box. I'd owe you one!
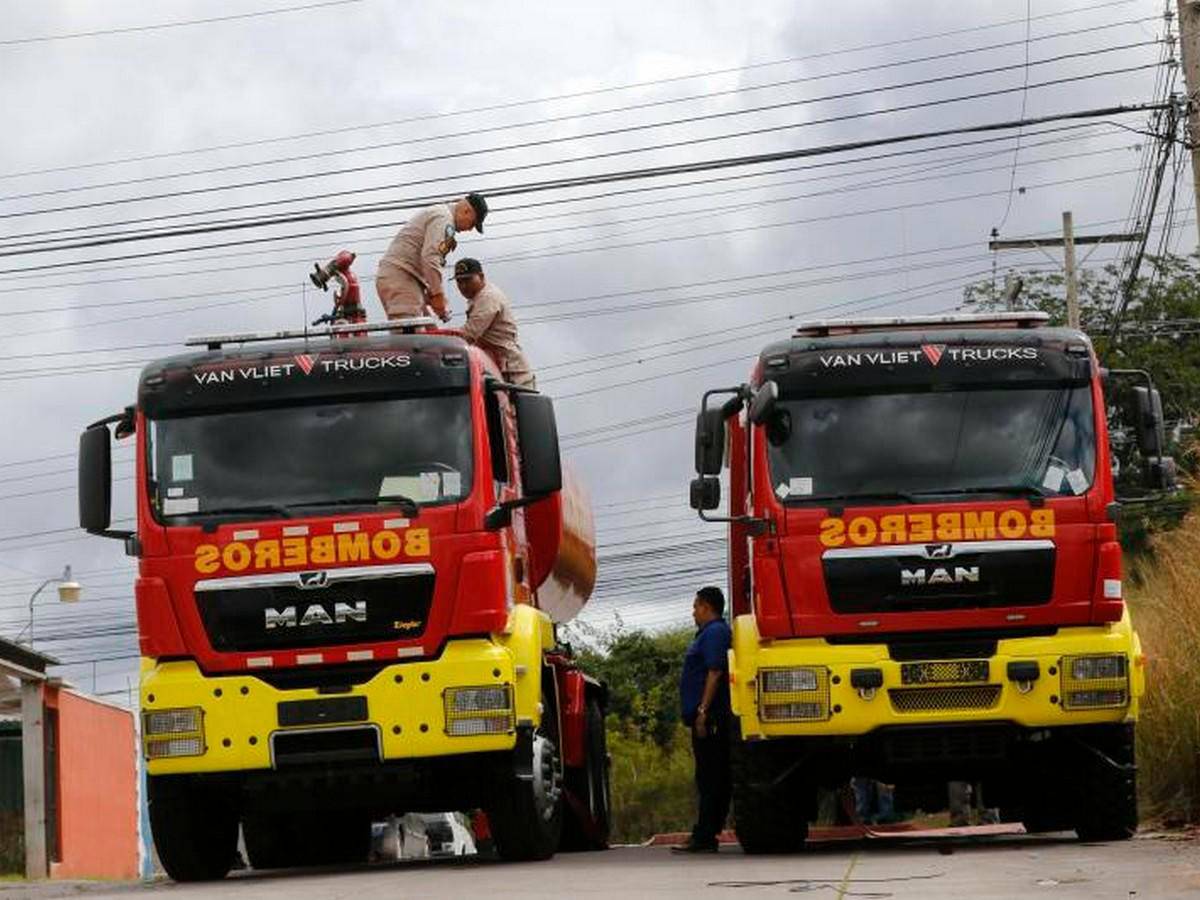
[46,689,139,881]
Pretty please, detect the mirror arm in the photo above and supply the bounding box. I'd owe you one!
[484,493,547,530]
[696,509,772,535]
[485,377,539,396]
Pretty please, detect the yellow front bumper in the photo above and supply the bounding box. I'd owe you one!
[730,611,1145,739]
[141,639,525,776]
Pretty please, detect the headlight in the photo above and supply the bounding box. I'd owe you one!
[444,685,514,736]
[1061,655,1129,710]
[761,668,820,693]
[1070,656,1126,681]
[757,667,830,722]
[142,707,205,759]
[448,687,511,713]
[144,707,202,736]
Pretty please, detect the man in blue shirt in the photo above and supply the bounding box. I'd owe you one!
[673,586,733,853]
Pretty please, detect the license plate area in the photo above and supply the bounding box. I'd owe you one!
[900,660,989,685]
[277,695,368,728]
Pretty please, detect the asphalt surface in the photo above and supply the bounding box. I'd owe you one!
[2,833,1198,899]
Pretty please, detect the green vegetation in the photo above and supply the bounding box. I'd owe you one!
[1129,509,1200,826]
[575,623,697,842]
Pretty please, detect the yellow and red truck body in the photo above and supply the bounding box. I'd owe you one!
[691,313,1158,849]
[81,325,609,879]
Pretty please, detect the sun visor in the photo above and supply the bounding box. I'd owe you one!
[765,339,1091,396]
[140,342,470,417]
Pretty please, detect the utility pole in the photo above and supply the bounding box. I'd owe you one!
[1062,211,1079,329]
[1177,0,1200,243]
[989,214,1141,331]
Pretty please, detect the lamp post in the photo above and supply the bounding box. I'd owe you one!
[24,565,82,649]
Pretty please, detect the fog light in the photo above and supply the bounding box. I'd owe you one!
[1065,689,1128,708]
[761,702,824,721]
[444,685,514,736]
[761,668,820,693]
[144,707,202,736]
[145,736,205,759]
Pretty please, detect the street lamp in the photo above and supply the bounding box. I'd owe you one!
[24,565,82,649]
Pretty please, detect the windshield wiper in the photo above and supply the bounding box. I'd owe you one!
[912,484,1048,501]
[188,504,294,521]
[287,496,422,517]
[805,490,922,506]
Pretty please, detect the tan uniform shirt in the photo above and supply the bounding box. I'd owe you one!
[378,204,456,297]
[462,282,535,388]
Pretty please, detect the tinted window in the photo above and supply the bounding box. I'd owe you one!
[148,395,473,520]
[766,386,1096,501]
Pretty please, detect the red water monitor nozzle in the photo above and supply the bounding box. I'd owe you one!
[310,250,365,326]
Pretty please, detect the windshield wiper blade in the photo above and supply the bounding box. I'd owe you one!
[287,496,422,517]
[806,491,922,505]
[189,504,293,520]
[912,484,1048,500]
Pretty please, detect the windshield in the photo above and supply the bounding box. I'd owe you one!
[766,385,1096,502]
[148,394,473,520]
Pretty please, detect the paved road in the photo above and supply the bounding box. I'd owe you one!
[2,834,1198,899]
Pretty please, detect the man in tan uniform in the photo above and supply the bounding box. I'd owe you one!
[452,258,536,388]
[376,193,488,322]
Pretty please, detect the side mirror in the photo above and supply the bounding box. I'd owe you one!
[1133,386,1165,459]
[79,424,113,535]
[689,476,720,511]
[514,392,562,498]
[694,408,726,476]
[1147,456,1178,491]
[748,381,778,426]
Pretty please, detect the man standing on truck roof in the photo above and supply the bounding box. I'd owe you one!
[451,258,536,389]
[673,586,733,854]
[376,193,488,323]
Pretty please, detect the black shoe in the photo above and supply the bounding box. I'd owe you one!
[670,840,719,854]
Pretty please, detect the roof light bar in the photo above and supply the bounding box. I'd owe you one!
[185,318,439,350]
[793,311,1050,338]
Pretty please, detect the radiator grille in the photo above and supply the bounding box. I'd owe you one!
[888,685,1002,713]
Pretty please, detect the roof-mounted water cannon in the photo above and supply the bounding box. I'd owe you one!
[309,250,365,327]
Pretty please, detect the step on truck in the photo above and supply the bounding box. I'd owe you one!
[78,317,611,881]
[688,312,1176,851]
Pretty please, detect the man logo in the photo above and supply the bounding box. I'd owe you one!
[925,543,954,559]
[297,570,329,590]
[901,566,980,586]
[265,601,367,629]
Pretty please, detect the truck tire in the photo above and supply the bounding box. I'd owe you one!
[1073,724,1138,842]
[149,775,239,882]
[729,723,809,854]
[561,697,612,851]
[486,693,564,861]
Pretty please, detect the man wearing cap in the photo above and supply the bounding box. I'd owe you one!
[451,258,536,389]
[376,193,488,322]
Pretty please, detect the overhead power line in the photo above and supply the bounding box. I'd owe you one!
[0,0,364,47]
[0,101,1170,277]
[0,61,1167,234]
[0,36,1160,214]
[0,0,1144,179]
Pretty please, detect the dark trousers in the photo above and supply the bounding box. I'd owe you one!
[690,713,731,846]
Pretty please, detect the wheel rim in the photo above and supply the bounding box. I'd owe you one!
[531,732,563,823]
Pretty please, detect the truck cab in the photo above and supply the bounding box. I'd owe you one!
[79,320,610,880]
[690,312,1172,851]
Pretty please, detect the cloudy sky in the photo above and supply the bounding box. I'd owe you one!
[0,0,1189,701]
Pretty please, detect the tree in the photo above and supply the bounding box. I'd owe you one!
[963,252,1200,421]
[576,624,693,749]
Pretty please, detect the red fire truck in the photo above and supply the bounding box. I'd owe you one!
[689,312,1174,851]
[79,318,610,880]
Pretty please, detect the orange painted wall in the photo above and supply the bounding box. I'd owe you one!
[47,689,139,881]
